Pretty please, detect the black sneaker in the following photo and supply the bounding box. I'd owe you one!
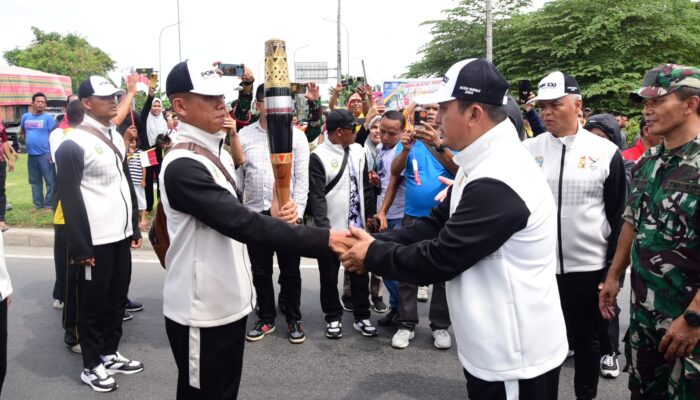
[81,364,117,392]
[246,320,275,342]
[288,321,305,344]
[278,293,288,317]
[126,299,144,312]
[122,312,133,321]
[378,307,398,327]
[341,296,354,312]
[600,353,620,379]
[372,296,388,313]
[102,352,144,375]
[325,320,342,339]
[353,319,378,337]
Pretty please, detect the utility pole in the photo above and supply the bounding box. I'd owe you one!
[336,0,342,83]
[485,0,493,61]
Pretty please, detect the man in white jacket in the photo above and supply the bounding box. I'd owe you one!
[522,72,627,399]
[336,58,568,399]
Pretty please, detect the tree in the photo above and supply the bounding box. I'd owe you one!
[4,27,116,92]
[496,0,700,115]
[404,0,531,78]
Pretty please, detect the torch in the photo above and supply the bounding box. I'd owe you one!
[264,39,294,205]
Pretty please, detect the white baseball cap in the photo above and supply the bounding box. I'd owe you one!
[78,76,125,100]
[532,71,581,101]
[166,59,235,97]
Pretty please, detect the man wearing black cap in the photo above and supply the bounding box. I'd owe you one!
[334,58,567,399]
[307,109,377,339]
[161,59,334,399]
[522,72,627,399]
[55,76,144,392]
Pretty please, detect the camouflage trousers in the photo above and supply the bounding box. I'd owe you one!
[625,313,700,399]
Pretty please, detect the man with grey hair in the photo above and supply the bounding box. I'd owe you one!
[522,71,627,400]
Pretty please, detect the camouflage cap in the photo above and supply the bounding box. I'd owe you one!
[630,64,700,103]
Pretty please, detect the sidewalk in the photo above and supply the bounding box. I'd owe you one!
[2,227,153,250]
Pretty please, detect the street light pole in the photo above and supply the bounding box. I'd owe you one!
[177,0,182,62]
[336,0,341,83]
[159,22,179,93]
[485,0,493,61]
[292,44,311,82]
[324,17,350,79]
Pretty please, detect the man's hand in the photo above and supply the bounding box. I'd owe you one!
[271,194,298,224]
[414,122,441,148]
[78,258,96,267]
[369,170,381,187]
[356,84,370,100]
[375,211,388,232]
[329,229,356,254]
[434,176,454,202]
[126,72,139,95]
[598,278,621,320]
[223,116,237,136]
[7,160,14,173]
[333,83,343,95]
[659,316,700,361]
[305,82,320,102]
[400,132,414,151]
[124,125,137,144]
[339,227,375,274]
[242,66,254,83]
[524,93,536,112]
[131,238,143,249]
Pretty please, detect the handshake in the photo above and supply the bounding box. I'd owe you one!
[329,227,376,274]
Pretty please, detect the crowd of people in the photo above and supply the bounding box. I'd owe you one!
[0,53,694,400]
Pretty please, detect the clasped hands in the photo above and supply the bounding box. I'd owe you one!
[329,227,375,274]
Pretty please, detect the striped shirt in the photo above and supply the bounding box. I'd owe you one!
[127,150,144,183]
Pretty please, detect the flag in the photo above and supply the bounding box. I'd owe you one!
[139,148,159,167]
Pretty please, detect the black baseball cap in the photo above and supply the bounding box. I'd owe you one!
[166,59,235,97]
[326,109,358,133]
[415,58,509,106]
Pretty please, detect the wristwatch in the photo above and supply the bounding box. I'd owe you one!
[684,310,700,327]
[434,143,447,153]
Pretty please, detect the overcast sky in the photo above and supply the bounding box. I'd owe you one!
[1,0,547,91]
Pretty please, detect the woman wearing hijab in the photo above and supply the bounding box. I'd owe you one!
[140,90,169,212]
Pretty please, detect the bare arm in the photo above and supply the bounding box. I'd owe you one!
[110,73,138,126]
[224,117,245,167]
[329,83,342,111]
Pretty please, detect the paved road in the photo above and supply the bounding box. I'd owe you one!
[1,245,631,399]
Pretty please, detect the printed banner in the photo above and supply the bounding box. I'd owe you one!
[381,79,443,110]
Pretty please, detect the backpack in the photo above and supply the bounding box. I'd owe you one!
[149,142,238,268]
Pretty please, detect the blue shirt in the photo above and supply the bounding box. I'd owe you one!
[395,140,455,217]
[21,113,55,155]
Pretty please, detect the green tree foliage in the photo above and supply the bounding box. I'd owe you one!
[405,0,531,78]
[4,27,116,92]
[497,0,700,115]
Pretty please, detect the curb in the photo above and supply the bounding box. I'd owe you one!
[2,227,153,250]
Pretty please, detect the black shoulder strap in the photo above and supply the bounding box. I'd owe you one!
[325,149,349,194]
[78,124,123,162]
[171,142,238,193]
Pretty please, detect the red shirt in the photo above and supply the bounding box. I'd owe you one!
[622,139,646,162]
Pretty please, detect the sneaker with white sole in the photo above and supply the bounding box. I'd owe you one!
[600,353,619,378]
[353,319,378,337]
[391,329,415,349]
[67,343,82,354]
[81,364,117,392]
[53,299,64,309]
[417,286,429,302]
[325,320,342,339]
[102,352,144,375]
[432,329,452,349]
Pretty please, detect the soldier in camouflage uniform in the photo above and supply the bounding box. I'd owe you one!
[599,64,700,399]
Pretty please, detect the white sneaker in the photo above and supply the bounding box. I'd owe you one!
[600,353,620,378]
[432,329,452,349]
[101,352,144,375]
[52,299,64,309]
[81,364,117,392]
[391,329,415,349]
[417,286,429,302]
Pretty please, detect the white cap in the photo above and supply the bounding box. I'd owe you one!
[78,76,125,99]
[532,71,581,101]
[166,59,235,97]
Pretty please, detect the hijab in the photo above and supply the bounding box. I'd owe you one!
[146,98,168,147]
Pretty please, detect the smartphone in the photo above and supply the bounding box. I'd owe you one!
[290,82,307,96]
[355,76,365,86]
[341,77,354,87]
[518,79,532,104]
[414,109,428,126]
[135,68,153,76]
[149,72,158,88]
[220,63,245,77]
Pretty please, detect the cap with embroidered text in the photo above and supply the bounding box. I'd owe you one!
[78,76,125,100]
[532,71,580,101]
[166,59,236,97]
[414,58,509,106]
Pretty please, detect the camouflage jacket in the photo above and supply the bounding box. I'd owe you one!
[625,136,700,323]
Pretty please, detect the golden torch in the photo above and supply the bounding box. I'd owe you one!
[264,39,294,205]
